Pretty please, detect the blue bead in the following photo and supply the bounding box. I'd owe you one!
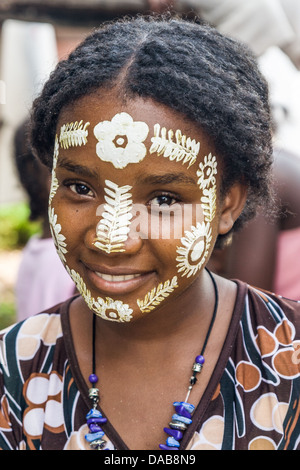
[195,355,205,364]
[173,401,195,414]
[86,408,103,420]
[89,423,102,433]
[172,413,192,425]
[87,417,107,425]
[89,373,98,384]
[159,444,178,450]
[166,436,180,448]
[175,405,192,419]
[85,431,105,442]
[163,427,183,440]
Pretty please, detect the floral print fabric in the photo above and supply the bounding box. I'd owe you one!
[0,282,299,450]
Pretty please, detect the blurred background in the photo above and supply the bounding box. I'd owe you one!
[0,0,300,329]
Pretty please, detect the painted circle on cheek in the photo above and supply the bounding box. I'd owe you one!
[176,222,212,278]
[188,237,205,264]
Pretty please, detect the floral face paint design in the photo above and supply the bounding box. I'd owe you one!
[49,104,218,322]
[66,267,133,322]
[176,153,218,278]
[94,180,133,254]
[93,112,149,169]
[59,120,90,149]
[49,129,133,323]
[150,123,200,168]
[137,276,178,313]
[49,121,91,261]
[48,207,68,263]
[176,222,212,278]
[48,136,67,263]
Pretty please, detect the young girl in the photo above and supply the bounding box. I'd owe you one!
[1,15,299,451]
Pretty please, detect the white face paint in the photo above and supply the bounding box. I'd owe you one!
[137,276,178,313]
[48,135,68,263]
[48,126,134,322]
[93,112,149,169]
[49,121,91,261]
[59,120,90,149]
[176,152,218,278]
[50,111,218,323]
[150,123,200,168]
[94,179,133,254]
[66,267,133,322]
[176,222,212,278]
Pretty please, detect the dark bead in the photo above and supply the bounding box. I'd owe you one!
[190,376,197,385]
[89,373,98,384]
[163,427,183,440]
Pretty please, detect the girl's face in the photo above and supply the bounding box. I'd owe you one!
[49,90,235,323]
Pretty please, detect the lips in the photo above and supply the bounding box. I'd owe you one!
[82,262,156,295]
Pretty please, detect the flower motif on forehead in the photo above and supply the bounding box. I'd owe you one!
[93,112,149,169]
[59,120,90,149]
[150,123,200,168]
[94,180,133,254]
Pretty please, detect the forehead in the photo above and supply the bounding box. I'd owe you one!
[56,89,218,183]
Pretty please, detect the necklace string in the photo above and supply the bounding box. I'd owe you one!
[85,268,218,450]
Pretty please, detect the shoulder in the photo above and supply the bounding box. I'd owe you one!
[245,284,300,332]
[236,282,300,373]
[0,298,74,378]
[0,303,63,343]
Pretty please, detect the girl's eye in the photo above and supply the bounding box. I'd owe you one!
[150,194,179,207]
[68,183,94,197]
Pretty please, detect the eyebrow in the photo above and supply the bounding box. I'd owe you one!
[57,158,197,187]
[57,157,99,180]
[141,173,197,186]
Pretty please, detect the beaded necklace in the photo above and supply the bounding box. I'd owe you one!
[84,269,218,450]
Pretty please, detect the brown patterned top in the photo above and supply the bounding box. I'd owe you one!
[0,281,300,450]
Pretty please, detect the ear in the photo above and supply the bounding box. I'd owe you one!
[218,183,247,235]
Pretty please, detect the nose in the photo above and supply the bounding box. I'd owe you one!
[89,203,147,256]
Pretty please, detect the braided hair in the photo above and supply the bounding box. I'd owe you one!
[30,14,273,245]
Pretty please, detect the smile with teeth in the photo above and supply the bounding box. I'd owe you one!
[95,272,142,282]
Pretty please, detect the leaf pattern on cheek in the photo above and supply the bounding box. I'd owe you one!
[137,276,178,313]
[94,180,133,254]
